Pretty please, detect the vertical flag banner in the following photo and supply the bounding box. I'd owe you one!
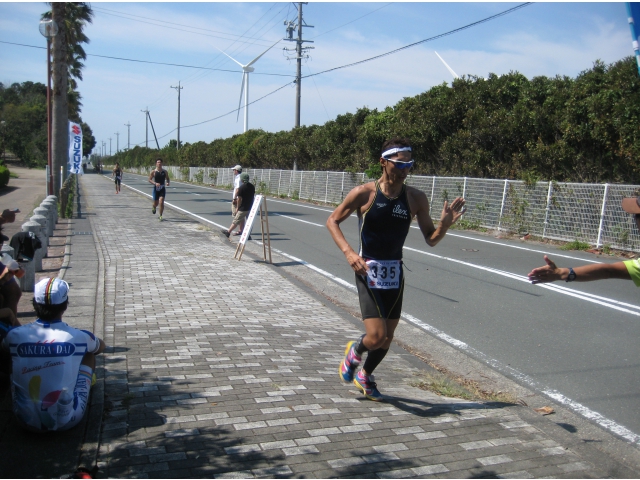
[626,3,640,75]
[68,121,83,175]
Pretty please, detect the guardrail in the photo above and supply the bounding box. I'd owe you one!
[118,166,640,253]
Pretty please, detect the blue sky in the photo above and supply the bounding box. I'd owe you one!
[0,2,632,155]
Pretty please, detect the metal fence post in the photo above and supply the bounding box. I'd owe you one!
[542,181,553,239]
[325,171,329,204]
[299,171,303,198]
[288,169,293,197]
[463,177,467,198]
[312,171,316,201]
[498,179,509,231]
[596,184,609,248]
[430,177,435,205]
[341,172,345,202]
[277,170,282,196]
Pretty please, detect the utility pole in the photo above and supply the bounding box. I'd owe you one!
[124,122,131,150]
[170,82,183,150]
[114,132,119,153]
[51,2,68,194]
[108,137,112,156]
[284,3,314,129]
[147,111,161,150]
[141,107,149,148]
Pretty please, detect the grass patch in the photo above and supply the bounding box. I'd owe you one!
[65,188,74,218]
[560,240,591,251]
[411,373,517,403]
[9,171,19,178]
[411,374,474,400]
[450,218,487,232]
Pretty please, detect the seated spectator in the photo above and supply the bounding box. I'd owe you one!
[0,228,24,315]
[1,278,105,432]
[0,307,19,375]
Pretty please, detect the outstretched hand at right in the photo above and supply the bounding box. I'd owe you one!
[528,255,566,284]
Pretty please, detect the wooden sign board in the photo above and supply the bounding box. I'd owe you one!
[234,195,272,263]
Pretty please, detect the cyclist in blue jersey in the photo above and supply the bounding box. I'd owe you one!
[327,137,466,401]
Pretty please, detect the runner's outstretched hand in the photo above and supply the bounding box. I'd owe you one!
[439,197,466,228]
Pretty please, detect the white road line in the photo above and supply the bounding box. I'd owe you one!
[443,230,602,264]
[122,183,228,230]
[271,213,325,227]
[404,246,640,316]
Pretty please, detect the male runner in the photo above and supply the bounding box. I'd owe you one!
[149,158,170,221]
[327,137,466,401]
[112,162,123,194]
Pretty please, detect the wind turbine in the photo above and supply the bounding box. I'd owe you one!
[217,39,281,133]
[435,51,486,82]
[434,51,459,80]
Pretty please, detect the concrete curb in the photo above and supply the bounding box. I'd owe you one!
[74,175,107,477]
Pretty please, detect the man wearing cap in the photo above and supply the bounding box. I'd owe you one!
[327,137,466,401]
[1,278,105,432]
[528,195,640,285]
[221,172,255,240]
[231,165,243,234]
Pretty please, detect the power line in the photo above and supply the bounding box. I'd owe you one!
[0,40,294,77]
[303,3,533,80]
[310,3,392,39]
[92,6,278,47]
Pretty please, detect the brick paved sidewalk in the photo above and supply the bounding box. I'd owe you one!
[86,173,614,479]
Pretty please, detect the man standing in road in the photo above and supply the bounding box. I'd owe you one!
[327,137,466,401]
[221,172,255,240]
[231,165,243,235]
[149,158,170,221]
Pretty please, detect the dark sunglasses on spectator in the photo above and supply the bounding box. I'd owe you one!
[383,158,414,170]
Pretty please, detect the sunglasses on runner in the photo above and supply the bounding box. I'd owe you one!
[383,158,414,170]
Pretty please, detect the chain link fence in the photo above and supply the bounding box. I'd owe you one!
[122,165,640,253]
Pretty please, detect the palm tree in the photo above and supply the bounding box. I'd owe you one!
[44,2,93,193]
[42,3,93,93]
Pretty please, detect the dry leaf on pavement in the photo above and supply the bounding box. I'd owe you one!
[533,406,555,415]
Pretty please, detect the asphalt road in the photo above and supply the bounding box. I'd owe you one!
[112,171,640,444]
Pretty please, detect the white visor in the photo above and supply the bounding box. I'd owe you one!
[381,147,412,158]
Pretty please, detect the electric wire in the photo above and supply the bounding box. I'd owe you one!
[128,80,294,147]
[310,3,392,39]
[305,64,331,122]
[0,40,293,77]
[179,3,284,87]
[91,6,277,47]
[303,2,532,80]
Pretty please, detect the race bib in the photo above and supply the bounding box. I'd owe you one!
[364,259,401,289]
[115,176,121,181]
[156,184,163,191]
